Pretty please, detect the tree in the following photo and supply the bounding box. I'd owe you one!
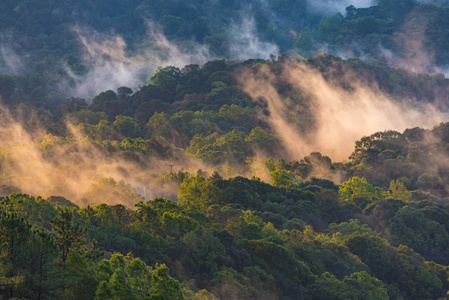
[339,177,383,208]
[349,131,406,164]
[0,210,63,299]
[342,271,389,299]
[270,169,301,189]
[0,74,16,101]
[378,0,415,21]
[84,178,144,207]
[345,5,357,19]
[47,196,79,209]
[293,28,314,56]
[90,90,119,119]
[388,206,449,264]
[234,213,265,240]
[51,208,86,263]
[148,66,183,100]
[113,115,141,138]
[309,272,346,300]
[64,251,98,300]
[318,15,343,42]
[159,15,185,37]
[108,268,136,300]
[150,264,185,300]
[117,86,133,98]
[178,175,223,210]
[95,254,144,300]
[245,127,280,154]
[60,97,88,115]
[211,267,251,299]
[146,112,173,140]
[386,179,411,201]
[0,209,33,298]
[67,110,108,126]
[28,231,62,299]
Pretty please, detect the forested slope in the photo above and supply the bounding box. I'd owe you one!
[0,57,449,299]
[2,0,449,107]
[2,0,449,299]
[1,171,449,299]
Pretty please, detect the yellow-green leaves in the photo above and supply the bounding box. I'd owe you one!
[386,179,411,201]
[339,176,383,206]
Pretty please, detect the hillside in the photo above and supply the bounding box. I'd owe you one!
[1,0,449,299]
[2,0,449,106]
[0,56,449,299]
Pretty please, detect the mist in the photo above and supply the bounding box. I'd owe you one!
[64,24,214,100]
[64,15,282,100]
[0,58,447,205]
[416,0,449,6]
[0,106,185,206]
[238,60,446,162]
[0,47,22,74]
[0,104,263,206]
[228,18,279,61]
[0,33,24,74]
[309,3,449,77]
[378,9,443,75]
[307,0,376,14]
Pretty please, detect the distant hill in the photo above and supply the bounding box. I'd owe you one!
[1,0,449,107]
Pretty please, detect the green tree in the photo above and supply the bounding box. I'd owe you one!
[349,131,406,165]
[95,253,156,300]
[378,0,415,20]
[150,264,185,300]
[0,209,33,298]
[113,115,142,138]
[388,206,449,264]
[27,231,61,299]
[84,178,144,207]
[309,272,346,300]
[90,90,119,119]
[339,177,383,207]
[0,209,65,299]
[211,267,251,299]
[386,179,411,201]
[293,28,314,56]
[51,208,86,263]
[64,251,98,300]
[148,66,183,100]
[318,15,343,42]
[343,271,389,299]
[159,15,185,36]
[271,169,301,189]
[234,213,265,240]
[109,268,136,300]
[178,175,223,210]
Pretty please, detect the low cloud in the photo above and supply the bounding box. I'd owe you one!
[307,0,376,14]
[64,16,281,100]
[379,10,441,75]
[238,60,446,161]
[0,33,24,74]
[416,0,449,6]
[0,106,180,206]
[64,23,214,100]
[228,18,279,61]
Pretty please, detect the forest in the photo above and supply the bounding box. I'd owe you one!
[1,0,449,299]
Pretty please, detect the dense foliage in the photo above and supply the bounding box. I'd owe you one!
[2,0,449,108]
[2,1,449,299]
[0,53,449,298]
[1,168,449,299]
